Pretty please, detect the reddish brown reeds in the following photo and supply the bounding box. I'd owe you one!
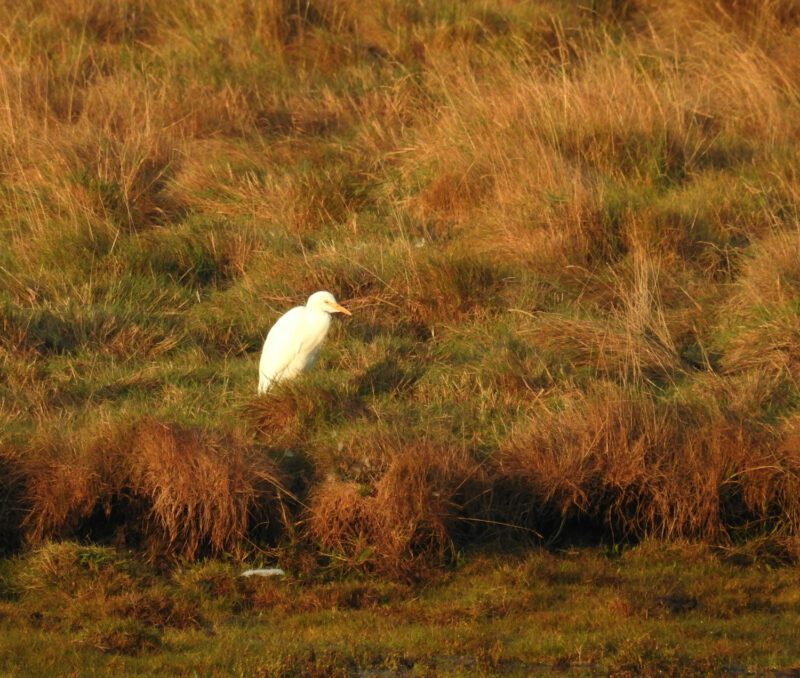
[11,419,285,560]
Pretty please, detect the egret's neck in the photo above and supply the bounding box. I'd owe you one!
[305,307,332,332]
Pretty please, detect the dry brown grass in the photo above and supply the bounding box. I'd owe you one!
[399,0,800,275]
[241,377,368,467]
[306,443,487,576]
[720,227,800,380]
[495,382,799,542]
[528,313,680,384]
[9,419,285,559]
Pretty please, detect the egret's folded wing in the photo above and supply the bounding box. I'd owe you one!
[259,306,305,384]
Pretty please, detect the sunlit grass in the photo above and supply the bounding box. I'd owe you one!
[1,1,800,671]
[0,542,798,676]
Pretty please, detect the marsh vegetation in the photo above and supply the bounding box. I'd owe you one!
[1,0,800,673]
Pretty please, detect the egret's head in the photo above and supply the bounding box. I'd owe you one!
[307,290,352,316]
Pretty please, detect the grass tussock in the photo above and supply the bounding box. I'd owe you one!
[307,444,486,576]
[496,383,800,542]
[7,420,285,560]
[719,227,800,380]
[243,377,362,448]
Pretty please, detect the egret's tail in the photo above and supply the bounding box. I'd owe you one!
[258,373,273,394]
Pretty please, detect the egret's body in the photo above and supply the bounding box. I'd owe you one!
[258,291,350,393]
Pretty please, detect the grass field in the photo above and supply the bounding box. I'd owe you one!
[1,0,800,672]
[1,541,799,676]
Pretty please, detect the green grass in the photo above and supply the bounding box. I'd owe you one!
[0,541,798,676]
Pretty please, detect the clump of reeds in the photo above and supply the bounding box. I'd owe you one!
[306,443,487,576]
[494,382,800,542]
[9,419,285,560]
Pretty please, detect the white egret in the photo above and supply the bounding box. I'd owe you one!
[258,291,351,393]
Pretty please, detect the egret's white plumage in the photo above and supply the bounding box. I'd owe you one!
[258,291,351,393]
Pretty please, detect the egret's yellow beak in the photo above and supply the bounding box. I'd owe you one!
[332,302,352,316]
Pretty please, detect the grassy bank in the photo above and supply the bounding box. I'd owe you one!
[1,0,800,570]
